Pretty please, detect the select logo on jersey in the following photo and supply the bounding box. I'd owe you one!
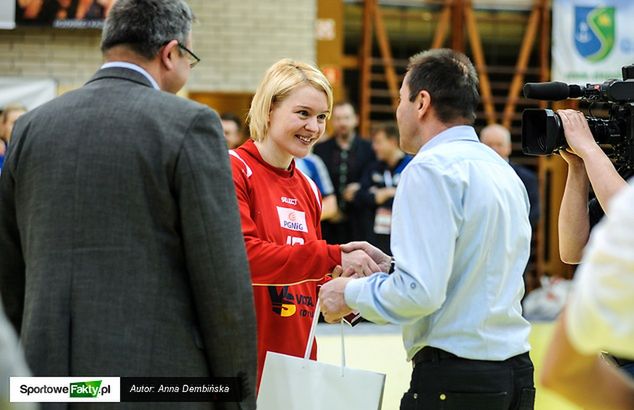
[281,196,298,205]
[268,286,296,317]
[276,206,308,233]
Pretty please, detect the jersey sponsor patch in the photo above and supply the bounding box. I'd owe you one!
[276,206,308,233]
[268,286,316,318]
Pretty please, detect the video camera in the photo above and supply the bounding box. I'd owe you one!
[521,65,634,169]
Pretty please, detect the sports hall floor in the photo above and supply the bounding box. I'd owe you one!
[316,322,578,410]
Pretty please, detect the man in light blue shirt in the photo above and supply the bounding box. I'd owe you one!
[319,49,535,410]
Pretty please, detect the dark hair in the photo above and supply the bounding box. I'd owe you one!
[332,101,357,114]
[220,113,242,131]
[371,123,399,141]
[407,48,480,124]
[100,0,193,60]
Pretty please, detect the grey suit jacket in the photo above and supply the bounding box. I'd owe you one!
[0,68,256,410]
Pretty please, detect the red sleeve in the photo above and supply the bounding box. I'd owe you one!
[231,156,342,286]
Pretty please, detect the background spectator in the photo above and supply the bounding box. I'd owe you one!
[480,123,540,229]
[314,101,375,244]
[353,124,412,255]
[0,104,27,172]
[221,112,245,149]
[295,151,339,221]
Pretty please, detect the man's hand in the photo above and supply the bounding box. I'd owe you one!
[341,249,381,277]
[374,187,397,205]
[342,182,360,202]
[319,277,354,323]
[328,208,346,223]
[341,241,391,273]
[558,109,602,160]
[330,265,343,278]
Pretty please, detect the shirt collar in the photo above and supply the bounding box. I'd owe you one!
[419,125,478,153]
[100,62,160,90]
[241,139,295,177]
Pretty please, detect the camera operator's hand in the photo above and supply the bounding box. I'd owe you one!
[559,149,585,170]
[557,110,628,265]
[557,109,603,160]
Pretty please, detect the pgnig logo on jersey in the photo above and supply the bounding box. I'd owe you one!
[276,206,308,233]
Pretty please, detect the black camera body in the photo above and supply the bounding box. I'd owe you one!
[521,65,634,169]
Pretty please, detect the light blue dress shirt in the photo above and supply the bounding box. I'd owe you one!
[345,125,532,361]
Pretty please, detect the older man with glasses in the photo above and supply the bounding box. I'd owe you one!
[0,1,257,409]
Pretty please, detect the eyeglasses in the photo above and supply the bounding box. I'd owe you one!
[177,42,201,68]
[161,40,201,68]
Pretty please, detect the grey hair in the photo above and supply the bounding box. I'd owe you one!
[100,0,193,60]
[480,124,511,144]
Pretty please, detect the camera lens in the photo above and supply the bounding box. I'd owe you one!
[521,109,566,155]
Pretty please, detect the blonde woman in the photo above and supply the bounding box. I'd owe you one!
[229,59,379,387]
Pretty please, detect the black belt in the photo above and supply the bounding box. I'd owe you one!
[413,346,531,366]
[412,346,458,364]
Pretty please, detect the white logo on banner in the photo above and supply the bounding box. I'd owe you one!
[552,0,634,84]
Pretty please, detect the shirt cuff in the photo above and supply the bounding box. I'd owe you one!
[344,277,366,311]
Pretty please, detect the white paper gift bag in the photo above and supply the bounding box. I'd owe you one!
[257,301,386,410]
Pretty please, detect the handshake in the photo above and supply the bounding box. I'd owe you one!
[319,242,392,323]
[336,241,392,279]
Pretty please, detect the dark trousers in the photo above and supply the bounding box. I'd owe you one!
[400,347,535,410]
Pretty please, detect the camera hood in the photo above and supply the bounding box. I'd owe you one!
[521,109,564,155]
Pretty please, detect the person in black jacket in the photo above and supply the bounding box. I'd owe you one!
[353,124,412,255]
[314,101,376,244]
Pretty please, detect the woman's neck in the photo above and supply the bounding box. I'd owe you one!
[254,140,293,169]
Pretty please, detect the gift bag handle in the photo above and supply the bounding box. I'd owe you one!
[304,298,346,374]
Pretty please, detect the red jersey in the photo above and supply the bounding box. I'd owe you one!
[229,140,341,388]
